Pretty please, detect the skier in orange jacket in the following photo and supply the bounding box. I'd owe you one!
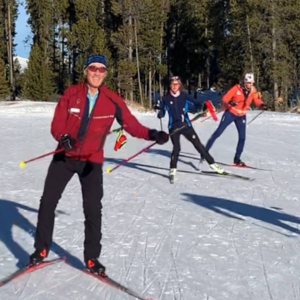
[205,73,268,166]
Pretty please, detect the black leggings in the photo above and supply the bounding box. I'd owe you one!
[34,154,103,261]
[170,126,214,168]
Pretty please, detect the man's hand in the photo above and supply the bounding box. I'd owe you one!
[60,134,76,152]
[149,130,169,145]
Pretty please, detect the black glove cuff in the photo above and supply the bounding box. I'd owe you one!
[148,129,158,141]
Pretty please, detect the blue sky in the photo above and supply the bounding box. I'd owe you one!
[15,2,32,58]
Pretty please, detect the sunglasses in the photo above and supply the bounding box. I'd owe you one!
[88,65,107,73]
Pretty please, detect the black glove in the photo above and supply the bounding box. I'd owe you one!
[60,134,76,152]
[228,100,238,107]
[260,103,268,110]
[149,129,169,145]
[157,110,164,119]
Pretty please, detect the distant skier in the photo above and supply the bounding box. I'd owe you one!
[29,54,169,275]
[205,73,268,166]
[157,76,224,183]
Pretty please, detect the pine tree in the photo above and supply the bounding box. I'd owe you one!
[67,0,110,83]
[0,58,10,99]
[0,0,7,62]
[23,43,55,101]
[14,57,25,97]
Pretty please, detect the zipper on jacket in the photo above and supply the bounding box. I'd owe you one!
[77,91,100,158]
[173,95,181,129]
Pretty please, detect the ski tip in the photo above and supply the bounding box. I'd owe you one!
[19,161,27,169]
[107,168,112,174]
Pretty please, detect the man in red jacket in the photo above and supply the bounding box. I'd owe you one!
[29,55,169,274]
[205,73,268,166]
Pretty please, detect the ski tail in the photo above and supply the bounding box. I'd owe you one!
[216,162,271,171]
[0,257,65,288]
[201,170,254,181]
[82,270,153,300]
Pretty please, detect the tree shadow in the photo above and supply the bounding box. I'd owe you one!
[182,193,300,236]
[0,198,85,270]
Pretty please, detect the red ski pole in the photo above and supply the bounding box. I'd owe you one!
[19,127,122,169]
[19,148,64,169]
[106,141,157,174]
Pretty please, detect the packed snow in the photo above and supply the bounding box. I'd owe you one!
[0,101,300,300]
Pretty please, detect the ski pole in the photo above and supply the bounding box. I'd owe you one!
[107,141,157,174]
[289,105,299,113]
[247,110,264,127]
[106,102,219,174]
[19,148,64,168]
[19,127,122,169]
[200,107,224,123]
[160,118,163,131]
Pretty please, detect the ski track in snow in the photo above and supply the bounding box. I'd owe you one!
[0,102,300,299]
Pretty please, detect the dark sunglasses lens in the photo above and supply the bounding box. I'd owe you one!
[88,66,106,73]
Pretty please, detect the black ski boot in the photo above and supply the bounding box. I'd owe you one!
[234,158,246,167]
[29,249,48,266]
[85,258,106,275]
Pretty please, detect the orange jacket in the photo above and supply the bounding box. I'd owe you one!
[222,84,263,116]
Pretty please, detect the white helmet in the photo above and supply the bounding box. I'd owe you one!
[244,73,255,83]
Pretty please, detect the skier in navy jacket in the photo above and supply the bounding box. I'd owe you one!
[158,76,224,181]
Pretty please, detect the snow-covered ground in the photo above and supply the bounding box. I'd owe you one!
[0,101,300,300]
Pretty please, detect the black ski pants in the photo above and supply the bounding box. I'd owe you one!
[34,154,103,261]
[170,126,215,169]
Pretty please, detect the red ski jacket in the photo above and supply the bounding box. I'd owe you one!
[222,84,263,116]
[51,83,151,163]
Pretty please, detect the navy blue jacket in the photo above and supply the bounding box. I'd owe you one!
[158,92,201,130]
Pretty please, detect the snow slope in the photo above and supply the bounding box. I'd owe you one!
[0,101,300,300]
[14,56,29,72]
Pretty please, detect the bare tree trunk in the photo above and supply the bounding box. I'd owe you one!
[6,0,15,100]
[198,73,201,89]
[246,14,254,74]
[117,80,121,95]
[272,0,278,111]
[284,85,288,111]
[134,18,143,106]
[149,69,152,109]
[61,23,66,90]
[205,21,210,89]
[128,14,133,102]
[144,76,147,101]
[159,21,164,99]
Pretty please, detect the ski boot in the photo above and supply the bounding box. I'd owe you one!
[29,249,48,266]
[169,168,177,184]
[234,158,246,167]
[209,163,225,174]
[85,258,106,275]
